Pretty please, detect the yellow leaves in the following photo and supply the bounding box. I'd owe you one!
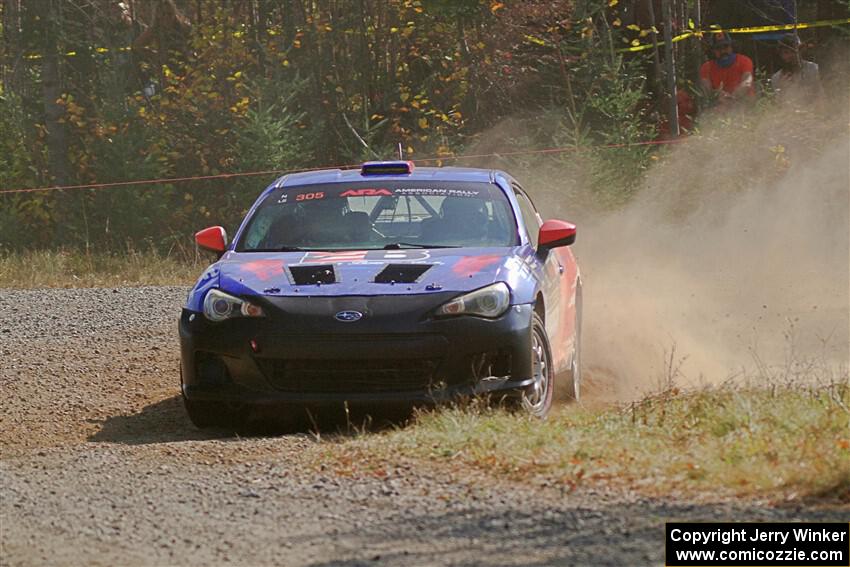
[626,24,641,31]
[523,34,547,47]
[390,27,399,34]
[418,117,429,129]
[609,0,619,5]
[400,92,410,102]
[229,96,251,115]
[612,18,622,27]
[490,2,505,14]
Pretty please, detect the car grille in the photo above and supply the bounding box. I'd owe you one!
[257,358,443,393]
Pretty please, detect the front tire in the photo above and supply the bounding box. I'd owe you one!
[521,313,555,418]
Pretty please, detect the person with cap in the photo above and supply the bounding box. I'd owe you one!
[771,34,824,102]
[700,31,755,104]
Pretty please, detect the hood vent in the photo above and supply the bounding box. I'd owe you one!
[374,264,432,284]
[289,265,336,285]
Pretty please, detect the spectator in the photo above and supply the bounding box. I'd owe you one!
[771,34,824,102]
[700,31,755,104]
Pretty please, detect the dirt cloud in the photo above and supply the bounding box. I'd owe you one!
[468,100,849,400]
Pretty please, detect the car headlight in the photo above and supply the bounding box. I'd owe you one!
[203,289,265,322]
[435,282,511,318]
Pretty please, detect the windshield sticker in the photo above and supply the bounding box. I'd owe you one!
[340,188,393,197]
[277,193,288,204]
[294,191,326,202]
[394,188,481,198]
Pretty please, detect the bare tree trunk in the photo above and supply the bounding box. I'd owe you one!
[3,0,23,95]
[646,0,664,100]
[40,0,69,188]
[662,0,679,137]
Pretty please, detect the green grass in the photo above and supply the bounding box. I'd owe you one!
[0,249,202,288]
[315,382,850,503]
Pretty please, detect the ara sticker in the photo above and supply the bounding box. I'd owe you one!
[340,188,393,197]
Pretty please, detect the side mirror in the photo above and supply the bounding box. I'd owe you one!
[195,226,228,254]
[538,220,576,250]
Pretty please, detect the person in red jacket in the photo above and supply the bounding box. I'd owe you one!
[700,32,755,105]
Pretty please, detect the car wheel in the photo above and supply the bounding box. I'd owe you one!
[183,397,233,429]
[565,284,582,402]
[521,312,554,418]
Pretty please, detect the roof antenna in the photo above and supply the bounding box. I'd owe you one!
[397,142,404,160]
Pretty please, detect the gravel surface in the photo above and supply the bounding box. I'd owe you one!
[1,287,846,567]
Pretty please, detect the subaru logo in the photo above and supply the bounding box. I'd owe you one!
[334,310,363,322]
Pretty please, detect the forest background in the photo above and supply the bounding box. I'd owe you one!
[1,0,848,254]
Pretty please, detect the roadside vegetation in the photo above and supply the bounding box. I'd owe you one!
[0,248,200,288]
[314,379,850,503]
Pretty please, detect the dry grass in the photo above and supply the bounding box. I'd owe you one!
[314,380,850,503]
[0,248,203,288]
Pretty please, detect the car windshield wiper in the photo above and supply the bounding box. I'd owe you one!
[383,242,461,250]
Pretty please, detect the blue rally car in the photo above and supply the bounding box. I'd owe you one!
[180,161,581,427]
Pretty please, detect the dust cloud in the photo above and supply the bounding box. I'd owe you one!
[468,98,849,400]
[578,119,849,399]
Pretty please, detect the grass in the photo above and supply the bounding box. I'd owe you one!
[313,380,850,503]
[0,248,202,288]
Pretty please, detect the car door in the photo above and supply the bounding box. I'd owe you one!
[512,184,578,375]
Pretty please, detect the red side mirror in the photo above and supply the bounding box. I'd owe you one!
[538,220,576,250]
[195,226,228,253]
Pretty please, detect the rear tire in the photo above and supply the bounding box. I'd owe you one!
[521,313,554,418]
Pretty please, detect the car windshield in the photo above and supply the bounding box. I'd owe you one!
[236,181,518,251]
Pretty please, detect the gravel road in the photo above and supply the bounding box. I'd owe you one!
[1,287,846,567]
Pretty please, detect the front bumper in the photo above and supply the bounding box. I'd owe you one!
[179,292,534,407]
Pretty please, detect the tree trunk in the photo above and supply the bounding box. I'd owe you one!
[40,0,69,188]
[3,0,23,95]
[662,0,679,137]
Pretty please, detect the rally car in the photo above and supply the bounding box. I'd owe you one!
[179,161,581,427]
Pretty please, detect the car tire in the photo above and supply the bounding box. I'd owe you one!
[565,284,582,402]
[183,397,234,429]
[521,312,555,418]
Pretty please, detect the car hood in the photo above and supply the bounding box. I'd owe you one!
[217,247,527,298]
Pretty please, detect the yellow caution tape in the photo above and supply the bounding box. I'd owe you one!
[525,17,850,54]
[721,17,850,34]
[21,18,850,61]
